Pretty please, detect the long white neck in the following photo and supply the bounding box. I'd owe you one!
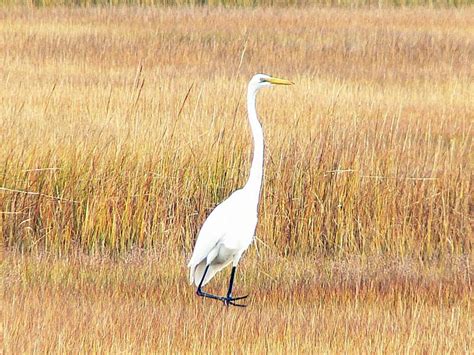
[243,84,264,207]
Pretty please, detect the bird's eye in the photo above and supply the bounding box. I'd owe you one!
[260,78,267,83]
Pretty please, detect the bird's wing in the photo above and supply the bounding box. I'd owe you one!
[187,191,241,268]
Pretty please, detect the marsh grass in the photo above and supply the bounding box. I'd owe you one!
[1,0,472,8]
[0,6,472,353]
[1,7,472,257]
[2,251,473,353]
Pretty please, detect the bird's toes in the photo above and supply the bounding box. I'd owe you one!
[230,294,249,301]
[228,300,247,307]
[222,295,248,307]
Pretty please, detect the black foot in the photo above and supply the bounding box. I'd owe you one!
[196,289,222,301]
[223,294,249,307]
[196,289,249,307]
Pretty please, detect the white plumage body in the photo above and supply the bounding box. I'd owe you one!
[188,188,258,286]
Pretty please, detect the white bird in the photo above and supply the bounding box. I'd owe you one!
[188,74,293,307]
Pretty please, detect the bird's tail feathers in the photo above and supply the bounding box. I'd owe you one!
[188,265,196,285]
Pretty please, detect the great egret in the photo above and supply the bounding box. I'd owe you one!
[188,74,293,307]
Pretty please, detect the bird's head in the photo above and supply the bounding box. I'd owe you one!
[250,74,294,90]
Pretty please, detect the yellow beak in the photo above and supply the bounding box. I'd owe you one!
[266,76,294,85]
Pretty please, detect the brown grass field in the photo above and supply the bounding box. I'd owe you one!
[0,6,473,353]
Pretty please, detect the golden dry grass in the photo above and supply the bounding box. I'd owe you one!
[2,0,472,8]
[2,252,473,353]
[0,6,473,353]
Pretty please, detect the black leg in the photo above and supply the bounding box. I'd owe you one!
[195,264,249,307]
[196,265,222,300]
[197,265,209,291]
[196,265,228,301]
[223,266,249,307]
[226,266,237,298]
